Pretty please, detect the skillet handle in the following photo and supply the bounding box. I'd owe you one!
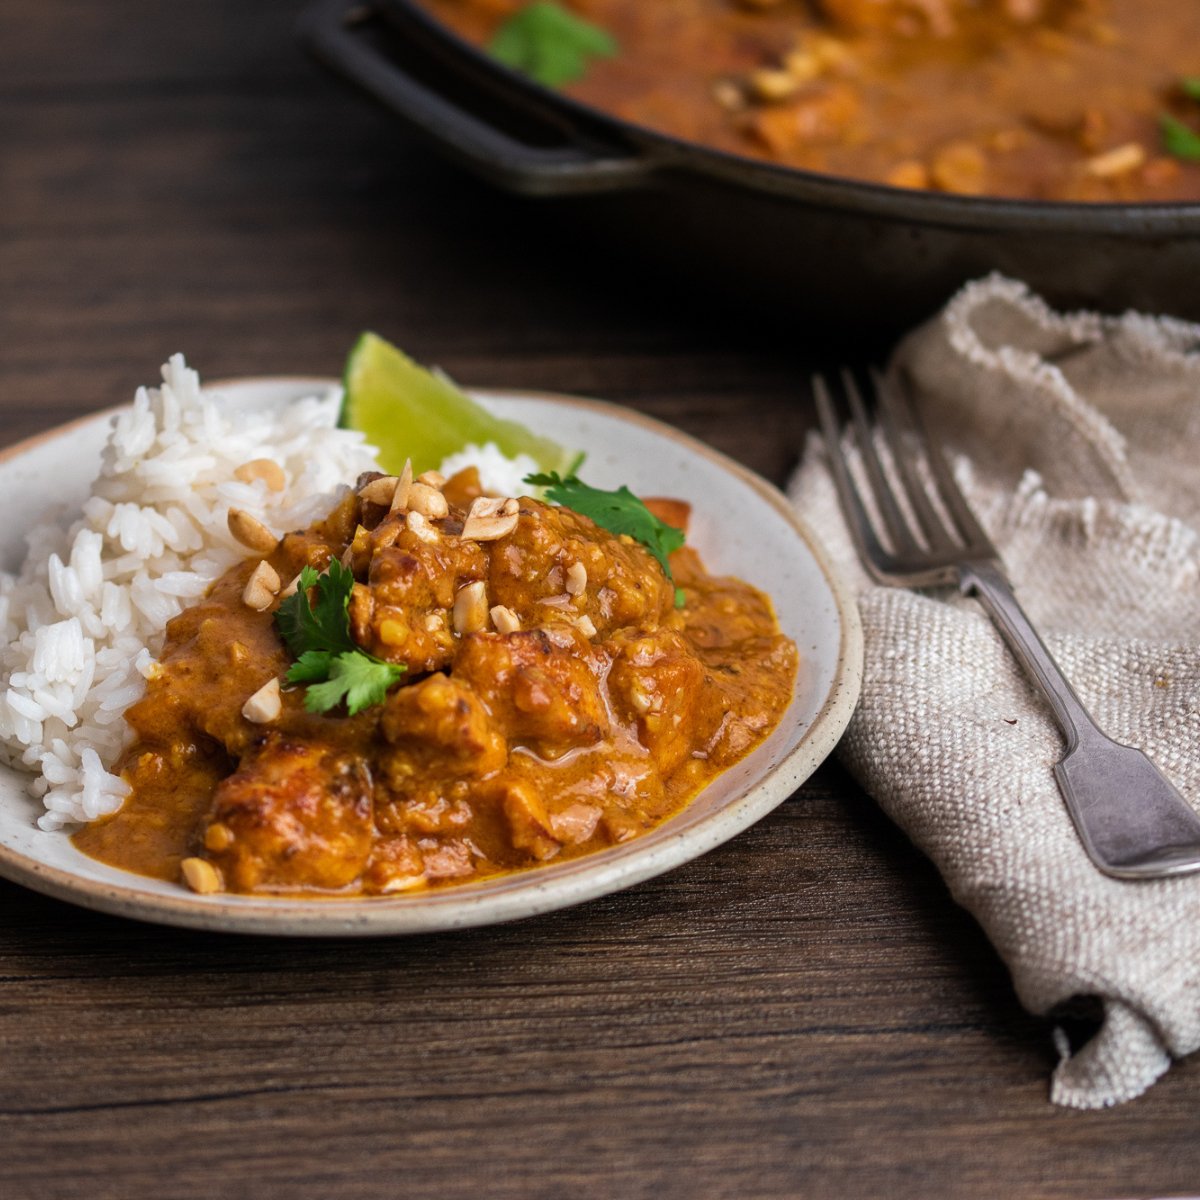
[299,0,655,196]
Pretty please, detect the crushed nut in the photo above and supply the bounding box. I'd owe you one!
[423,612,444,632]
[279,572,301,598]
[809,34,851,71]
[227,508,279,554]
[359,475,399,506]
[181,856,222,895]
[565,561,588,596]
[502,498,520,516]
[453,580,488,635]
[416,470,446,488]
[576,615,597,639]
[406,510,440,544]
[408,481,449,520]
[748,68,799,103]
[204,822,234,852]
[234,458,286,491]
[389,459,414,515]
[241,677,282,724]
[490,604,521,634]
[782,49,821,84]
[712,80,746,112]
[462,496,519,542]
[1086,142,1145,178]
[242,560,282,611]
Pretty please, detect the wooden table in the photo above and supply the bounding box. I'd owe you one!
[3,4,1197,1197]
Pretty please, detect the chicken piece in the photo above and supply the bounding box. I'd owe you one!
[362,834,426,895]
[379,672,507,781]
[349,518,489,672]
[452,628,609,754]
[487,498,676,639]
[203,737,373,892]
[606,628,710,777]
[499,777,560,860]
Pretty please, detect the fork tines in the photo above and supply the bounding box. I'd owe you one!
[811,368,998,587]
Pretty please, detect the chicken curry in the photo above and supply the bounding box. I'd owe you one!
[74,467,797,896]
[421,0,1200,202]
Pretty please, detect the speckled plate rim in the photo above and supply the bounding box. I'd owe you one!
[0,378,862,936]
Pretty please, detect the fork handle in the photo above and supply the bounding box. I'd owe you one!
[959,561,1099,752]
[960,560,1200,879]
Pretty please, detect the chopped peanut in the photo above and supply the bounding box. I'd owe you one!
[490,604,521,634]
[462,496,519,542]
[241,677,282,724]
[407,481,449,520]
[181,856,222,895]
[749,68,799,103]
[389,459,414,515]
[359,475,399,506]
[712,80,746,112]
[406,510,440,544]
[565,561,588,596]
[227,508,279,554]
[453,580,488,635]
[234,458,286,491]
[782,50,821,84]
[1086,142,1145,179]
[242,560,281,611]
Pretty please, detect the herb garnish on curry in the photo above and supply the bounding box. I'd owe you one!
[74,463,797,897]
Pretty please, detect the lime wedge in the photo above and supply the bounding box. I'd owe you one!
[340,332,579,477]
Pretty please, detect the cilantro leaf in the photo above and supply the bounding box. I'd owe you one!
[489,2,617,89]
[1161,113,1200,162]
[275,561,357,660]
[302,653,406,717]
[273,560,406,715]
[286,649,336,685]
[525,472,686,597]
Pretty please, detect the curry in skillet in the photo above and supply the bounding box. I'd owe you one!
[74,467,797,896]
[421,0,1200,202]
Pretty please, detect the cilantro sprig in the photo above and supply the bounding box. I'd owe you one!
[274,561,405,716]
[489,2,618,89]
[1161,78,1200,162]
[1162,113,1200,162]
[525,472,686,606]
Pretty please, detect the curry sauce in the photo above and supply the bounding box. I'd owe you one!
[74,470,797,896]
[422,0,1200,202]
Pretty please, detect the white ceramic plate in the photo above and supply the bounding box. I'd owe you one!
[0,378,862,935]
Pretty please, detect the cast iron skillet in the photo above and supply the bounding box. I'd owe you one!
[301,0,1200,333]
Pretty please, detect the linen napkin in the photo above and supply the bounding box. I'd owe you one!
[788,274,1200,1108]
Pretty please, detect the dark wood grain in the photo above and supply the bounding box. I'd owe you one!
[2,4,1198,1198]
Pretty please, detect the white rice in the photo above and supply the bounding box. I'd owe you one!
[438,443,541,499]
[0,355,379,830]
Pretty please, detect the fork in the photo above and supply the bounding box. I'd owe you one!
[813,367,1200,881]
